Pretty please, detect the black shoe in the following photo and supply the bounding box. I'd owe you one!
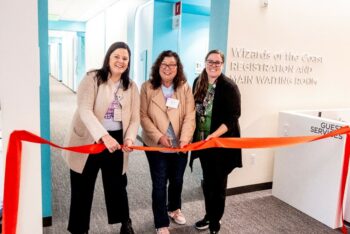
[195,217,210,230]
[209,221,221,234]
[120,219,135,234]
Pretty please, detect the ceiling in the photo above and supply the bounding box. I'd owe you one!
[48,0,210,22]
[48,0,122,21]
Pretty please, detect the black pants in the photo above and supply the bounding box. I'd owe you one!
[68,130,130,233]
[145,150,188,228]
[199,154,229,232]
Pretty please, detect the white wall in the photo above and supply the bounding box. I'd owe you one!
[225,0,350,188]
[134,0,153,88]
[85,0,149,75]
[61,32,77,89]
[105,1,128,47]
[49,43,60,79]
[0,112,2,213]
[85,0,141,72]
[85,12,106,70]
[0,0,42,233]
[49,30,77,90]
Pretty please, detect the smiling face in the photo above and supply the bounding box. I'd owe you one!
[205,53,224,80]
[108,48,129,76]
[159,56,178,85]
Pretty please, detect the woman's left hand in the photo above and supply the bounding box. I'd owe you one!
[179,141,188,153]
[205,124,228,141]
[179,141,188,148]
[205,134,214,141]
[122,139,134,153]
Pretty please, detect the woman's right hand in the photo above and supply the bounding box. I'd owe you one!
[101,134,121,153]
[158,135,172,148]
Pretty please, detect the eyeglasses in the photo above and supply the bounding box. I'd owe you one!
[206,60,223,67]
[160,63,177,70]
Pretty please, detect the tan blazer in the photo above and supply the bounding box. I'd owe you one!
[63,72,140,174]
[140,80,195,147]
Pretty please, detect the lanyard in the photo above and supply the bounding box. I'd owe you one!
[114,81,122,102]
[196,82,216,118]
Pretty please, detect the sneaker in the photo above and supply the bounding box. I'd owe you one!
[168,209,186,225]
[156,227,170,234]
[120,219,135,234]
[195,217,210,230]
[209,220,221,233]
[195,217,222,230]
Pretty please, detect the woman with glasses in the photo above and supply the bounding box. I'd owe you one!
[140,50,195,234]
[191,50,242,234]
[64,42,139,234]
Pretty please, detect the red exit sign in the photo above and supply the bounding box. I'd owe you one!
[174,1,181,15]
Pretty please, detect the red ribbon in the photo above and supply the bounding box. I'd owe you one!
[2,127,350,234]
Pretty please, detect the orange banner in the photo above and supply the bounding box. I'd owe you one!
[2,127,350,234]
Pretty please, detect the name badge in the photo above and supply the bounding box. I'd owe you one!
[166,98,179,109]
[114,108,122,122]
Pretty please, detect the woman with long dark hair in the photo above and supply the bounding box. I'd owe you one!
[191,50,242,234]
[140,50,195,234]
[64,42,139,234]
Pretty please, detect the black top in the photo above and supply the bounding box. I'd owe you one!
[191,73,242,174]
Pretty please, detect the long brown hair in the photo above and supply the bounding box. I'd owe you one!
[193,49,225,102]
[149,50,186,90]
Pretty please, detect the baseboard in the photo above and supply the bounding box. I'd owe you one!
[226,182,273,196]
[43,216,52,227]
[344,220,350,227]
[337,221,350,233]
[0,216,52,233]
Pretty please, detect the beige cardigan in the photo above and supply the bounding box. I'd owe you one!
[140,80,195,147]
[64,72,140,174]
